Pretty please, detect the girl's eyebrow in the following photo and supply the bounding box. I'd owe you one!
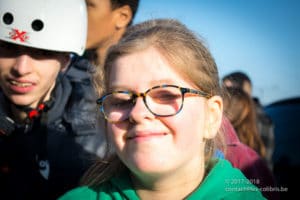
[149,79,175,86]
[108,79,177,92]
[108,84,130,91]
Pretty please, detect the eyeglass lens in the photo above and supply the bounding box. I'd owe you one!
[101,86,183,122]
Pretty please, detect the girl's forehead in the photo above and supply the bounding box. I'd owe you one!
[112,48,176,75]
[107,47,196,91]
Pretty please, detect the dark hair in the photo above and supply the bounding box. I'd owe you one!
[110,0,139,26]
[222,71,252,88]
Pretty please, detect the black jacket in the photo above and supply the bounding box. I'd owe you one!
[0,58,106,200]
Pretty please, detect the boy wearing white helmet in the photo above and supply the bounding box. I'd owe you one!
[0,0,106,199]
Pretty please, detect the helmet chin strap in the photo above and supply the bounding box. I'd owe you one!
[0,95,55,136]
[13,97,54,124]
[25,98,54,122]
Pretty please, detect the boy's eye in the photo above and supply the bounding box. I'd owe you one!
[0,41,17,56]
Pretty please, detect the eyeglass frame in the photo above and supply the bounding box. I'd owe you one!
[96,84,212,123]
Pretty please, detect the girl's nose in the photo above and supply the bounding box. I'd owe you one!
[128,96,155,123]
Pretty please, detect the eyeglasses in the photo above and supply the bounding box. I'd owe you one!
[96,84,211,123]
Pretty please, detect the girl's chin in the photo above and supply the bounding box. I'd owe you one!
[128,158,170,174]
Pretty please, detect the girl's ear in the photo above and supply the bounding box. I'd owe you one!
[204,95,223,139]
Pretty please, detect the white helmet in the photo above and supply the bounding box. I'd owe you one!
[0,0,87,55]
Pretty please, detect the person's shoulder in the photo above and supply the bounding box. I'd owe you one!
[66,56,95,82]
[210,158,246,178]
[215,159,265,199]
[58,186,97,200]
[65,57,97,102]
[188,159,266,199]
[58,180,133,200]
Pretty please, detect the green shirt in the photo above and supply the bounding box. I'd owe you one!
[58,159,266,200]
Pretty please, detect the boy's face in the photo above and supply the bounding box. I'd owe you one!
[85,0,131,50]
[242,81,252,96]
[0,41,69,108]
[85,0,116,49]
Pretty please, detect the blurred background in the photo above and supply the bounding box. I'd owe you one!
[134,0,300,105]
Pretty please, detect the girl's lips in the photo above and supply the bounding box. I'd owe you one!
[127,132,168,140]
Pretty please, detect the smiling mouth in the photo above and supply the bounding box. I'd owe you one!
[127,132,168,140]
[10,80,33,87]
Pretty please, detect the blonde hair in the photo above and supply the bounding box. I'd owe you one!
[84,18,224,187]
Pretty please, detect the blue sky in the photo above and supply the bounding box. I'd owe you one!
[133,0,300,105]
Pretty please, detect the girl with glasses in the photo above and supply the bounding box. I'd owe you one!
[59,18,265,199]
